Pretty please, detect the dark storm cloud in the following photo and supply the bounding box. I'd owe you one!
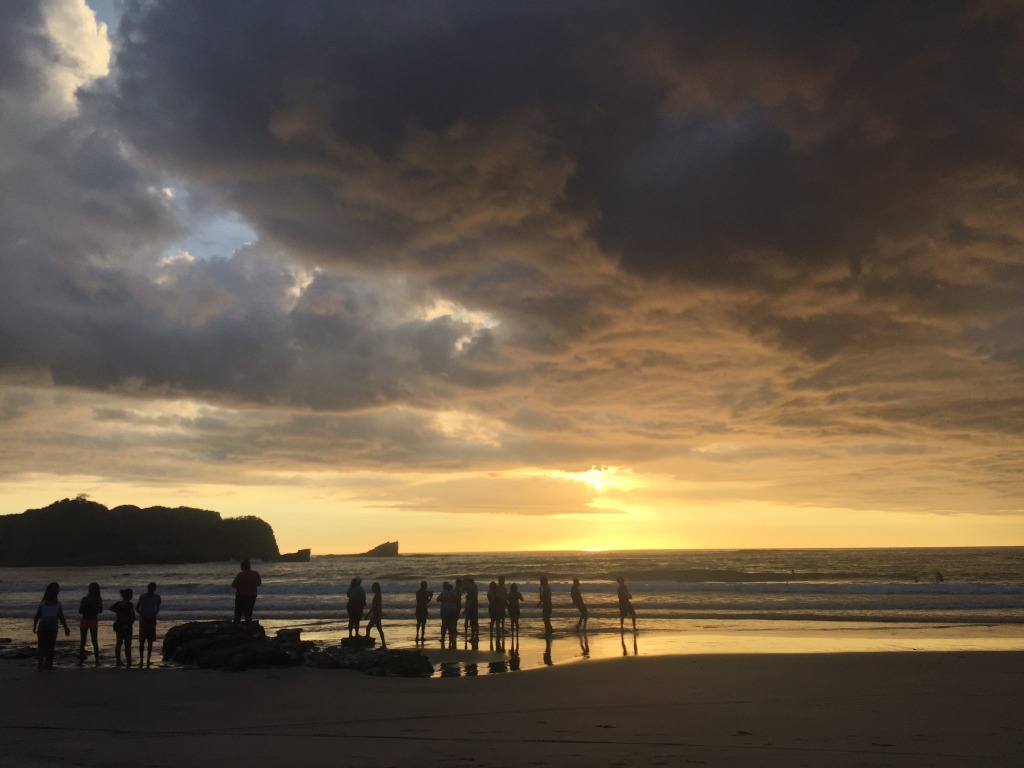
[0,2,45,94]
[2,0,1024,521]
[107,0,1024,284]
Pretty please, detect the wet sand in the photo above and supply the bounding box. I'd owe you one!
[2,650,1022,767]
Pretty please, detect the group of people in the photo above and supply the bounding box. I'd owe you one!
[33,565,639,669]
[339,574,638,650]
[343,576,386,647]
[32,581,162,670]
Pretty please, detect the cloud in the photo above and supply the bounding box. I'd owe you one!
[1,0,1022,531]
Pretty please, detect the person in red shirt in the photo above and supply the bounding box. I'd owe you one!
[231,559,262,627]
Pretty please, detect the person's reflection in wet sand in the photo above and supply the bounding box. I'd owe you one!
[543,635,553,666]
[579,629,590,658]
[620,628,639,656]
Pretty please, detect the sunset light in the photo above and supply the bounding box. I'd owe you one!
[1,0,1022,556]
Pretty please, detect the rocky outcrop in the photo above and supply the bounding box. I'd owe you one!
[361,541,399,557]
[161,621,433,676]
[162,621,307,671]
[0,497,280,565]
[277,548,311,562]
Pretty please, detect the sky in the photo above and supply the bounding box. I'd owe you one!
[1,0,1022,554]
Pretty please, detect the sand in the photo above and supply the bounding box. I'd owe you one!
[2,651,1022,767]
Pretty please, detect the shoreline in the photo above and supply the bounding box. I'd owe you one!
[4,617,1024,676]
[3,650,1022,766]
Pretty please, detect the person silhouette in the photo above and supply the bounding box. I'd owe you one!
[346,577,366,637]
[136,582,161,668]
[497,574,509,633]
[570,577,588,631]
[77,582,103,666]
[616,576,637,631]
[437,581,459,649]
[486,581,507,651]
[414,581,433,644]
[110,588,135,668]
[463,577,479,644]
[231,559,261,627]
[507,583,524,634]
[537,575,553,635]
[364,582,386,648]
[34,582,70,670]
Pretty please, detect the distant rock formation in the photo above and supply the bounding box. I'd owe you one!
[361,541,399,557]
[277,548,311,563]
[0,497,280,566]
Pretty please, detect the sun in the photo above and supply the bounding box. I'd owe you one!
[544,466,637,491]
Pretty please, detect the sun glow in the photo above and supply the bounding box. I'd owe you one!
[543,466,638,492]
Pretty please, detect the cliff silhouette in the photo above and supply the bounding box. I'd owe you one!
[0,497,280,566]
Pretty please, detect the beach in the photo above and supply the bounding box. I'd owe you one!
[2,650,1022,767]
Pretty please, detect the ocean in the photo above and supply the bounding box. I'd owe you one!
[3,547,1023,674]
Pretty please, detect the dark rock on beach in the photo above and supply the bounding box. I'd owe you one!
[341,635,376,649]
[160,621,433,676]
[0,644,36,661]
[162,621,308,671]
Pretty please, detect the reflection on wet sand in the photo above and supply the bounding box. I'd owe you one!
[434,628,639,676]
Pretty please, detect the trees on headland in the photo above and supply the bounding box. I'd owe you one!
[0,497,280,566]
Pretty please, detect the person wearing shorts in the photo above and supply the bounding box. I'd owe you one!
[78,582,103,665]
[110,588,136,668]
[136,582,161,668]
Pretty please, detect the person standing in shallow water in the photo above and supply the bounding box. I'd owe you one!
[616,576,637,631]
[570,577,588,632]
[437,581,459,648]
[507,583,524,634]
[364,582,386,648]
[34,582,70,670]
[486,581,507,644]
[346,577,366,637]
[231,559,261,627]
[136,582,161,668]
[414,581,432,644]
[537,575,553,635]
[110,588,136,668]
[77,582,103,665]
[463,577,479,644]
